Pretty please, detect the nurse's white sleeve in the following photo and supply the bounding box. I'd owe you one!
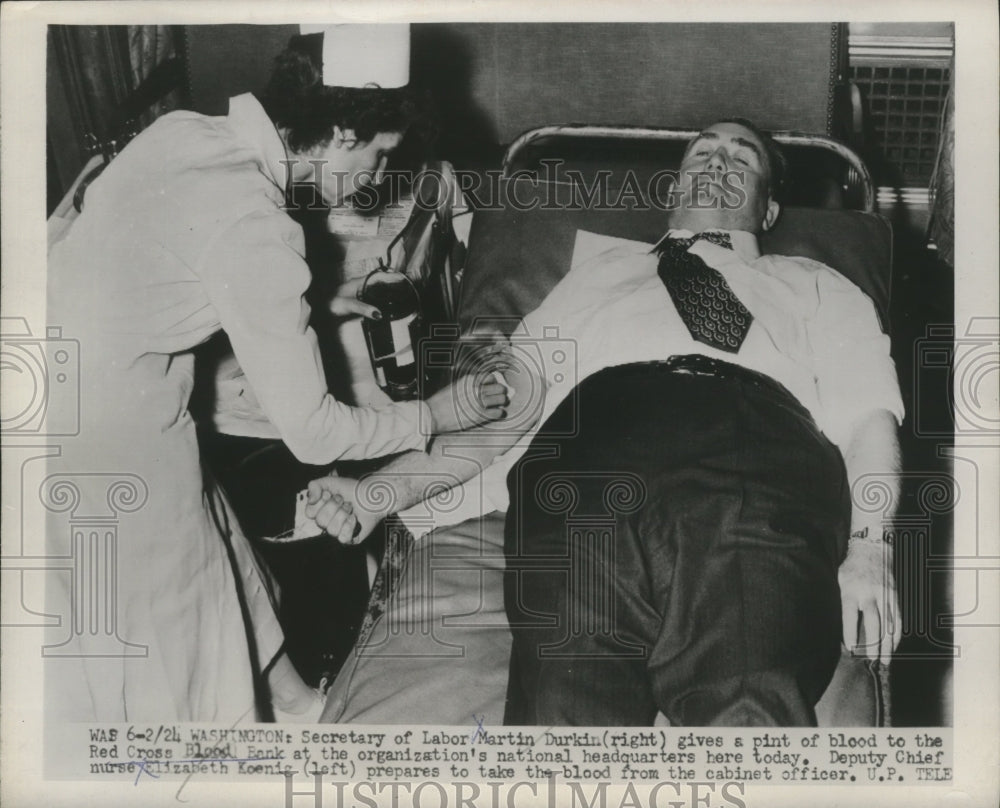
[197,209,430,464]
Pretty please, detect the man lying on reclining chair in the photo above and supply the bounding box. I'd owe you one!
[307,118,903,727]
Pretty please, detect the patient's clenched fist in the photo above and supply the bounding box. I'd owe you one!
[305,476,379,544]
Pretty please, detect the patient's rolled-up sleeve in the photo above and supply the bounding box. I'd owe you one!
[808,271,905,450]
[197,209,429,465]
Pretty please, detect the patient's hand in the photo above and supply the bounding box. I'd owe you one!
[838,537,900,665]
[305,475,384,545]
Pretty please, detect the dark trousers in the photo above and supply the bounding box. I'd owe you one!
[503,359,850,726]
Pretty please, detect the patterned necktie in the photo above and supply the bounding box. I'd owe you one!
[656,232,753,353]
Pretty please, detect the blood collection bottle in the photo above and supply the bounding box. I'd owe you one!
[358,265,422,401]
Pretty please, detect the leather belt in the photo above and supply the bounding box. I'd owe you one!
[658,354,806,413]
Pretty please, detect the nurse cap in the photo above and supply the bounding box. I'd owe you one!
[297,24,410,88]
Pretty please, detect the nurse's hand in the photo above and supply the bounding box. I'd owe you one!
[426,370,510,434]
[330,276,382,320]
[305,475,383,545]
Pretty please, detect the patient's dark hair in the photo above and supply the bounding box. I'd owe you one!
[716,117,788,199]
[262,37,428,154]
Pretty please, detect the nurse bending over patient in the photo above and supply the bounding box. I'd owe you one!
[44,24,506,723]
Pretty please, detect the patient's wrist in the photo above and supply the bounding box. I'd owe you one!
[353,475,399,519]
[415,399,434,448]
[848,525,892,546]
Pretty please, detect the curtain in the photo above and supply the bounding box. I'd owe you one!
[49,25,181,162]
[50,25,134,157]
[48,25,183,209]
[126,25,182,128]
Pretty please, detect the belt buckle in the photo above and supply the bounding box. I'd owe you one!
[674,354,717,378]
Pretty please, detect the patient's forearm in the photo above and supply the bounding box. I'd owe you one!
[837,408,901,661]
[841,409,900,544]
[305,436,510,544]
[356,433,513,516]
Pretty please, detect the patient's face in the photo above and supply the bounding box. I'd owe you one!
[670,122,779,234]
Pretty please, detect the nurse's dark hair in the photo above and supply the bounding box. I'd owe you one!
[711,117,788,199]
[262,36,431,154]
